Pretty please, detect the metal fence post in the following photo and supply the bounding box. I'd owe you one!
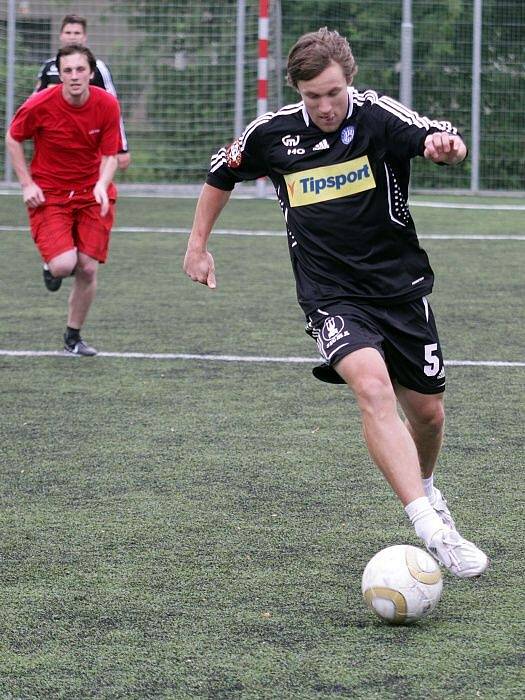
[272,0,283,111]
[400,0,413,108]
[471,0,482,193]
[4,0,16,182]
[256,0,269,198]
[234,0,246,139]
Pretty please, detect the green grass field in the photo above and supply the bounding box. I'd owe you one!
[0,193,524,698]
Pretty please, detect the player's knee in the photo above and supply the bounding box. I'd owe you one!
[354,374,396,417]
[414,399,445,435]
[49,260,75,278]
[427,401,445,433]
[76,259,98,282]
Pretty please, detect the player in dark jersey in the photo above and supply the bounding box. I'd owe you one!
[35,14,130,170]
[183,28,489,578]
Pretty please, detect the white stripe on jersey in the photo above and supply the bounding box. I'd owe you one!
[240,102,304,146]
[95,59,128,151]
[96,59,117,96]
[209,102,304,173]
[353,89,458,134]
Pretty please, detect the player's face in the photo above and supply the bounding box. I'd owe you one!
[59,53,93,104]
[60,23,87,47]
[297,61,350,133]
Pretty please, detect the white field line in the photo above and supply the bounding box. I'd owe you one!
[413,201,525,211]
[1,189,525,209]
[1,225,523,241]
[0,349,523,367]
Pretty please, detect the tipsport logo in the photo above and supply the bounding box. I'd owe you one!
[284,156,375,207]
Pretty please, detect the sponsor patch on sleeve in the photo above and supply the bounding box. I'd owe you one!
[226,139,242,168]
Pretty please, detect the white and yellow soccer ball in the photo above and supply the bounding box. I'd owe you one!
[362,544,443,624]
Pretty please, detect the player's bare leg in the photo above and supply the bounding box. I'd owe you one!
[395,386,444,479]
[47,248,78,279]
[67,252,98,329]
[334,347,426,506]
[334,348,488,576]
[44,248,78,292]
[63,252,98,356]
[395,385,456,529]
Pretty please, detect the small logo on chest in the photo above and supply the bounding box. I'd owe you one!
[282,134,305,155]
[313,138,329,151]
[341,126,355,145]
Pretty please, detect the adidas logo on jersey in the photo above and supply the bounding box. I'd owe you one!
[313,139,329,151]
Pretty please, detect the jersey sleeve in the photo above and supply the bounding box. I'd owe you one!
[37,61,45,81]
[206,116,270,191]
[95,60,129,153]
[99,96,122,156]
[372,94,462,161]
[8,96,39,141]
[95,60,118,96]
[36,58,60,91]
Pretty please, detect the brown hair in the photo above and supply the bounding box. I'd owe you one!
[60,15,87,32]
[286,27,358,89]
[56,44,96,74]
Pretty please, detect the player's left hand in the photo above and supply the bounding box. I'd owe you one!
[423,133,467,165]
[93,182,110,216]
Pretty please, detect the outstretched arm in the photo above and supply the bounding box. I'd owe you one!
[5,130,45,207]
[423,132,467,165]
[183,183,232,289]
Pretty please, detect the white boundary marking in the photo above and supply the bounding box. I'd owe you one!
[413,201,525,211]
[0,349,523,367]
[1,225,523,241]
[1,188,524,209]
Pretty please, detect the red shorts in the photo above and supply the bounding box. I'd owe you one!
[28,185,117,263]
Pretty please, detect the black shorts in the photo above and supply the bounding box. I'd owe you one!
[305,298,446,394]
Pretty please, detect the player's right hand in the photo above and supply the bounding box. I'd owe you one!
[22,182,45,208]
[183,249,217,289]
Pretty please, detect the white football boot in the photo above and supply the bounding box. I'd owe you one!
[429,487,456,530]
[426,529,489,578]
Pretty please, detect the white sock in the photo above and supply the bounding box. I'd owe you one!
[422,475,434,501]
[405,496,444,544]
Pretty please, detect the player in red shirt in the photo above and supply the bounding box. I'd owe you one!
[6,44,121,356]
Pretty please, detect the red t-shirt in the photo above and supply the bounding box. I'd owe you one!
[9,85,121,190]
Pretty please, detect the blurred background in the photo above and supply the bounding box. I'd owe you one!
[1,0,523,193]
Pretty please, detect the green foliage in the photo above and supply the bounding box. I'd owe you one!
[0,36,38,166]
[2,1,523,190]
[114,0,248,181]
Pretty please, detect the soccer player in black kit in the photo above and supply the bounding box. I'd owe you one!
[183,28,488,578]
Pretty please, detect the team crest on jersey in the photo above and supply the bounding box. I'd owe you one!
[341,125,355,145]
[226,139,242,168]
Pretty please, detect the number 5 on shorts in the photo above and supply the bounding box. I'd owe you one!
[424,343,440,376]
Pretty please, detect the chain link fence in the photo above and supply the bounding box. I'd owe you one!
[1,0,523,193]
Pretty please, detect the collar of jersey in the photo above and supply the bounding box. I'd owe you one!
[301,86,354,128]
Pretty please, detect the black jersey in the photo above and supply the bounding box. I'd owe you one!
[37,57,129,153]
[207,87,462,314]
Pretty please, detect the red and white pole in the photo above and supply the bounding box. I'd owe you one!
[257,0,269,118]
[257,0,269,196]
